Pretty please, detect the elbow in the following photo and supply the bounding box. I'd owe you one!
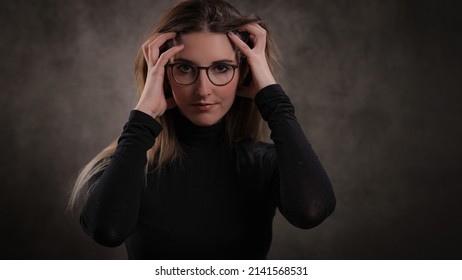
[80,214,128,247]
[91,227,127,247]
[284,211,327,230]
[283,198,336,230]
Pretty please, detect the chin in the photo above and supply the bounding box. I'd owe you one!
[188,114,223,126]
[190,119,220,127]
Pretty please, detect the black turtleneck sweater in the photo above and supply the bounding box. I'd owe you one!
[80,84,336,259]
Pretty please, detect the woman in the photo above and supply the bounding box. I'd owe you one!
[70,0,336,259]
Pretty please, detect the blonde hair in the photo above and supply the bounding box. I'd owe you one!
[69,0,281,210]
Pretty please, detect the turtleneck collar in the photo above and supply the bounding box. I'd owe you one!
[171,108,227,147]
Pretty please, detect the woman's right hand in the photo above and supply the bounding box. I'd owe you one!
[134,32,184,118]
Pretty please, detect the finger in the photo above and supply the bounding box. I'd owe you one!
[236,23,267,52]
[227,32,253,57]
[143,35,161,65]
[237,22,266,36]
[156,44,184,67]
[144,32,176,45]
[147,34,177,67]
[146,45,184,83]
[143,32,177,48]
[144,32,178,67]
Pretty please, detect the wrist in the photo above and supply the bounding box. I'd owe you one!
[134,104,158,119]
[255,67,277,93]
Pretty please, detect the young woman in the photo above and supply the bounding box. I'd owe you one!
[70,0,336,259]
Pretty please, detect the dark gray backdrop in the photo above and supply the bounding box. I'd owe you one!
[1,0,461,259]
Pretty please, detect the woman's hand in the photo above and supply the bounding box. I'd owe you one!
[135,32,184,118]
[227,23,276,99]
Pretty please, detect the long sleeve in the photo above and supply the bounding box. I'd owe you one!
[80,110,162,247]
[255,84,336,229]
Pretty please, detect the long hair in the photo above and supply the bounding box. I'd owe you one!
[69,0,281,210]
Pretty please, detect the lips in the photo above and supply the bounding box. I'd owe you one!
[192,102,217,111]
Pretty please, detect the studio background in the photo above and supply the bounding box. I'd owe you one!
[1,0,461,259]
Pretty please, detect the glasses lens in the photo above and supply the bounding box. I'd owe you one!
[208,64,235,85]
[172,64,198,85]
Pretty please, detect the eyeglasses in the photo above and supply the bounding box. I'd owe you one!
[167,63,239,86]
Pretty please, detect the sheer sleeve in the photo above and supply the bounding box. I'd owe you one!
[255,84,336,229]
[80,110,162,246]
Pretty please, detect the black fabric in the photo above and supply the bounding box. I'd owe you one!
[80,84,336,259]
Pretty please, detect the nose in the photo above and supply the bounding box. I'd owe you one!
[194,69,212,97]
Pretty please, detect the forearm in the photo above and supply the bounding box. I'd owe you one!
[80,110,162,246]
[255,84,336,229]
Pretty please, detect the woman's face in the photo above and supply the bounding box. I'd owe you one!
[168,32,239,126]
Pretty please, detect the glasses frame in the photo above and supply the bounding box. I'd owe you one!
[167,63,239,86]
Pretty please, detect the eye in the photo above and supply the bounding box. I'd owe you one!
[211,64,231,73]
[175,64,194,73]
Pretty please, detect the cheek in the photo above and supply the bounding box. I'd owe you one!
[168,75,188,103]
[221,80,239,103]
[222,88,237,104]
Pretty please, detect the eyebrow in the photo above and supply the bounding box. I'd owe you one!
[173,58,237,65]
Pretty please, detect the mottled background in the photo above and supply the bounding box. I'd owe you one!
[1,0,461,259]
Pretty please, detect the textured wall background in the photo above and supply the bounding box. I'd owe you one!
[1,0,461,259]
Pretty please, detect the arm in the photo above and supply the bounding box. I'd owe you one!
[256,84,336,229]
[229,24,335,229]
[81,32,183,246]
[80,111,161,246]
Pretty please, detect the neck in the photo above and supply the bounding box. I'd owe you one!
[172,108,227,147]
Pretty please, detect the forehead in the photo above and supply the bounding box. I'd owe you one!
[174,32,236,64]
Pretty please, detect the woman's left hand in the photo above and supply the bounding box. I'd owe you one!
[227,23,276,99]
